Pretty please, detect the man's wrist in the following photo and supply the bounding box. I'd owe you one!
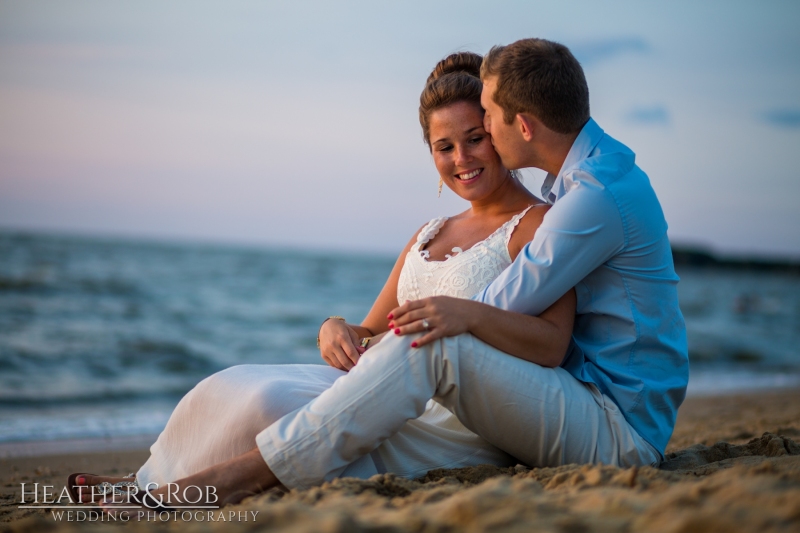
[464,300,484,332]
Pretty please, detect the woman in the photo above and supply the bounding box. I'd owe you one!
[71,52,575,507]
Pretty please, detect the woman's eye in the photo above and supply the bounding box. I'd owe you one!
[469,136,484,144]
[438,145,453,152]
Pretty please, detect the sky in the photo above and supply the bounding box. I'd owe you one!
[1,0,799,258]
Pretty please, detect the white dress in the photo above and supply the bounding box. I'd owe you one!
[137,207,533,486]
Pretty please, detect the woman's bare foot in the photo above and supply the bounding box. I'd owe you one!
[71,474,137,504]
[148,447,278,507]
[96,447,278,515]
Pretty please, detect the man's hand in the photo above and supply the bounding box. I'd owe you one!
[387,297,478,348]
[318,319,364,371]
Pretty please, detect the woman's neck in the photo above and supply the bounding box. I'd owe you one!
[467,175,538,217]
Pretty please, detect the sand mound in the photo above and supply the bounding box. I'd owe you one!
[661,431,800,471]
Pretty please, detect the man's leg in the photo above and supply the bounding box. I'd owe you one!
[257,333,658,490]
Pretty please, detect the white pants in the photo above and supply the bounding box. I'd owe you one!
[137,346,514,487]
[257,332,660,490]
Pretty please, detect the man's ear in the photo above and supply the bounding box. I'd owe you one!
[516,113,536,142]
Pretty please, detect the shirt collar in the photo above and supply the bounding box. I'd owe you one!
[541,118,604,204]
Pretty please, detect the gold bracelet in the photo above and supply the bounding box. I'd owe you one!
[317,316,346,348]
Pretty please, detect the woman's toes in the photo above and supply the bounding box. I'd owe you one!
[80,474,108,485]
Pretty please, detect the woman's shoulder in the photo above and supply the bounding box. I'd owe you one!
[415,216,450,244]
[519,201,550,225]
[507,202,550,260]
[399,217,448,257]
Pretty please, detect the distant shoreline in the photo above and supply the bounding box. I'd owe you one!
[672,245,800,275]
[2,228,799,270]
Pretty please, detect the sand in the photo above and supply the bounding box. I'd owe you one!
[1,390,799,532]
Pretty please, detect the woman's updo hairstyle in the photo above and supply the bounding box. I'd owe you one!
[419,52,484,148]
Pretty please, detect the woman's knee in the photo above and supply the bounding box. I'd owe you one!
[194,365,241,391]
[183,365,256,407]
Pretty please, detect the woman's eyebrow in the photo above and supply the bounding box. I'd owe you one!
[433,126,484,144]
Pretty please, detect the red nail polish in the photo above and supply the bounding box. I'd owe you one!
[394,328,400,334]
[387,313,394,319]
[76,476,85,485]
[388,322,394,328]
[411,342,418,348]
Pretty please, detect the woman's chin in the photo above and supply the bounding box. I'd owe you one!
[452,188,490,203]
[450,174,483,194]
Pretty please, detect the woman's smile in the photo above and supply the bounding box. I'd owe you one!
[455,168,482,182]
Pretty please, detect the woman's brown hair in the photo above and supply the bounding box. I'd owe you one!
[419,52,484,148]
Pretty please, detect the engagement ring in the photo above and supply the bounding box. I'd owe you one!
[422,319,431,330]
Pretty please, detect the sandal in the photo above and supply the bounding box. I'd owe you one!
[66,473,138,505]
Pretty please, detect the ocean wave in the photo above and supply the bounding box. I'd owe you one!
[0,388,188,407]
[119,339,223,374]
[0,275,52,293]
[0,274,144,297]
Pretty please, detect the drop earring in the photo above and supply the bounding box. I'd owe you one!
[438,177,443,198]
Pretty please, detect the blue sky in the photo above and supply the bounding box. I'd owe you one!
[1,0,798,257]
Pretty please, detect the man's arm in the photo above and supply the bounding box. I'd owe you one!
[475,173,625,315]
[389,289,576,367]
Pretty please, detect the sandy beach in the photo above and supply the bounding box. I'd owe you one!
[1,389,799,532]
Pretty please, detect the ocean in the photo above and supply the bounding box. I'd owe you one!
[1,231,799,449]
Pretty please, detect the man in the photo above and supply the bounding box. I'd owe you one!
[92,38,688,506]
[474,38,689,463]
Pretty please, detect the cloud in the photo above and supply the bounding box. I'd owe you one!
[762,109,800,129]
[624,105,670,126]
[570,37,651,67]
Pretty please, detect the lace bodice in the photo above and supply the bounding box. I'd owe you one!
[397,206,533,303]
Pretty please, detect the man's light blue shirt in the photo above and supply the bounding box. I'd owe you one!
[475,118,689,457]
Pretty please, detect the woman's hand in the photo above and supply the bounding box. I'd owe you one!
[388,297,479,348]
[319,319,364,371]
